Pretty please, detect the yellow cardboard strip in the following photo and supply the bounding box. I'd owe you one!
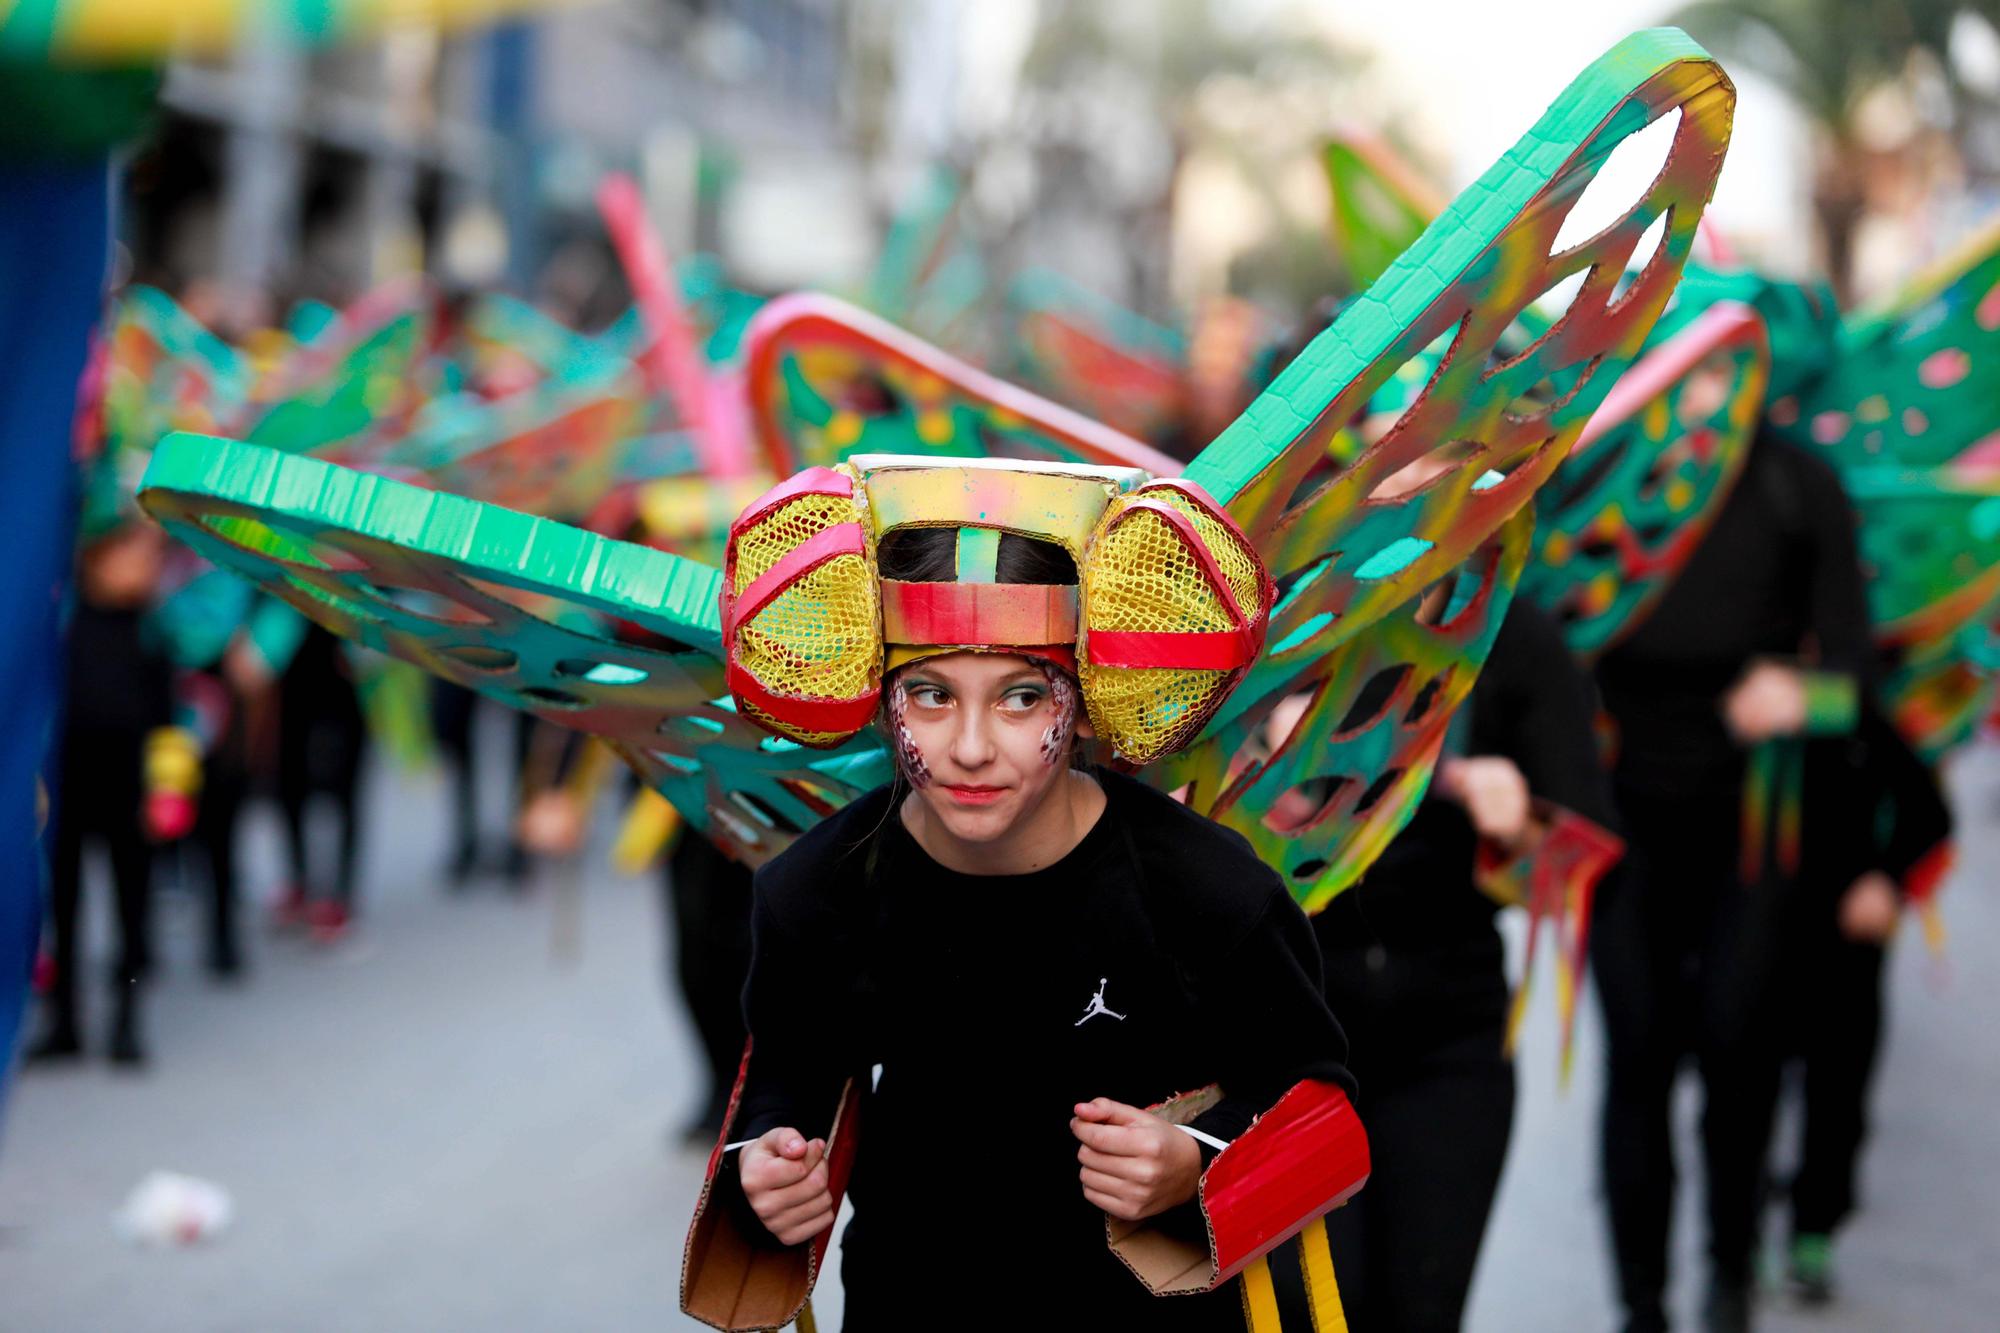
[1240,1254,1284,1332]
[1299,1215,1351,1333]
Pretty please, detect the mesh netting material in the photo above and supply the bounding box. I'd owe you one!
[728,482,882,747]
[1079,486,1267,762]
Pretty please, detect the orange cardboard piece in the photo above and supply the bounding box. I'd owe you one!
[1108,1079,1370,1295]
[681,1046,862,1332]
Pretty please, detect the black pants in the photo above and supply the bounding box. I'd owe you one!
[46,733,152,1021]
[182,677,251,969]
[278,672,368,906]
[431,679,479,871]
[189,746,246,965]
[665,832,753,1130]
[1319,1023,1515,1331]
[1785,932,1885,1237]
[1593,789,1791,1317]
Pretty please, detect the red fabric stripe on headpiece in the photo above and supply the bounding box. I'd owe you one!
[1085,625,1264,671]
[734,465,852,528]
[725,523,868,634]
[726,661,881,737]
[880,580,1080,648]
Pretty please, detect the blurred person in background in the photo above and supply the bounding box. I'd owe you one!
[661,829,752,1145]
[430,680,526,885]
[172,600,306,978]
[179,655,253,978]
[30,519,177,1066]
[1590,423,1874,1333]
[270,625,370,943]
[1775,702,1951,1303]
[1294,594,1617,1332]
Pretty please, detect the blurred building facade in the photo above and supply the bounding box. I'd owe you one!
[127,0,874,325]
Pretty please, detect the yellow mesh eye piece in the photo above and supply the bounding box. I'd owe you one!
[722,466,883,747]
[1079,481,1273,763]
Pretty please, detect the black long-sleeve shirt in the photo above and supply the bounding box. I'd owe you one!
[57,602,175,836]
[729,770,1353,1326]
[1596,431,1875,799]
[65,602,173,740]
[1314,599,1616,1052]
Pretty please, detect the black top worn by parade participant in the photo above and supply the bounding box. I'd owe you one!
[1316,598,1617,1047]
[1595,431,1875,797]
[727,769,1354,1328]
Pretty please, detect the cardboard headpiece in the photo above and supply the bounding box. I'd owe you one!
[721,453,1274,764]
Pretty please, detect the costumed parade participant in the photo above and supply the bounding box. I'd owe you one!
[663,827,754,1145]
[1292,589,1619,1332]
[30,515,183,1066]
[1777,701,1951,1302]
[1587,420,1874,1333]
[1536,223,1997,1322]
[1467,212,1992,1326]
[1496,287,1835,1333]
[271,624,370,941]
[129,29,1735,1328]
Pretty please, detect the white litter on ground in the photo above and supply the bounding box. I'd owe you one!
[113,1171,233,1247]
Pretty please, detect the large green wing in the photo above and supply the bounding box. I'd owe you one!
[1765,221,2000,760]
[1160,28,1735,905]
[1774,218,2000,470]
[137,435,890,866]
[1845,464,2000,761]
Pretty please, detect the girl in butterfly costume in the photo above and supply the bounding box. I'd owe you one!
[682,455,1367,1330]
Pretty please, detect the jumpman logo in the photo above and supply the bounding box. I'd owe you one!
[1074,977,1126,1026]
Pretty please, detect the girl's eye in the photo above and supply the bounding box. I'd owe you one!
[999,688,1047,713]
[908,685,949,709]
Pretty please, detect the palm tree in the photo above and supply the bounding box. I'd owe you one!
[1665,0,1974,296]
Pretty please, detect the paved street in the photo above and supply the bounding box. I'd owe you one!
[4,743,1996,1331]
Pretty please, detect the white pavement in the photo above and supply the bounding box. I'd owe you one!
[3,746,1997,1331]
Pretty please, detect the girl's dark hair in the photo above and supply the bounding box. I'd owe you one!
[877,527,1078,585]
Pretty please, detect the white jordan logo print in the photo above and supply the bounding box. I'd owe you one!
[1074,977,1126,1026]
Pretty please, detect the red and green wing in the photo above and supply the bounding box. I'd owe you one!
[1159,28,1735,906]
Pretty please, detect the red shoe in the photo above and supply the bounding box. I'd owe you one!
[307,899,351,945]
[269,886,308,930]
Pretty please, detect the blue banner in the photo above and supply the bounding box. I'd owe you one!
[0,158,106,1119]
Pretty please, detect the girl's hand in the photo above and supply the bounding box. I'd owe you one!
[741,1128,833,1245]
[1071,1098,1202,1221]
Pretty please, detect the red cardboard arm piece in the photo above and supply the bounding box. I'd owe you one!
[1898,837,1954,907]
[1107,1079,1369,1294]
[680,1044,863,1332]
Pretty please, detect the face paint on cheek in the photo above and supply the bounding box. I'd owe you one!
[887,677,933,789]
[1040,664,1078,767]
